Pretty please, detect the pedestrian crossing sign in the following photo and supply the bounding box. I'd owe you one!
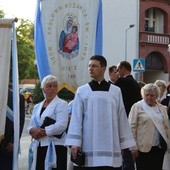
[133,59,145,72]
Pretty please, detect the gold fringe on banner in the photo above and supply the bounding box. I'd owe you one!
[0,18,18,28]
[58,82,77,94]
[0,23,12,28]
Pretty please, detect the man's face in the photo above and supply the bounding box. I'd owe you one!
[88,60,105,81]
[116,64,125,77]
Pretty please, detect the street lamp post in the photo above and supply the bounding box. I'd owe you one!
[125,24,135,61]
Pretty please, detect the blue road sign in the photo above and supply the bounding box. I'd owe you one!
[133,59,145,72]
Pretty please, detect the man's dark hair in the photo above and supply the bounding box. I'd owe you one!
[109,65,117,73]
[90,55,107,67]
[119,61,131,72]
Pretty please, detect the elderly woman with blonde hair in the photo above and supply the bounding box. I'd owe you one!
[128,83,170,170]
[154,80,167,103]
[28,75,68,170]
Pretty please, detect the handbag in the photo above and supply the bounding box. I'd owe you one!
[71,151,85,167]
[41,116,63,138]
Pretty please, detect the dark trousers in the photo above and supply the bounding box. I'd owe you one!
[122,149,135,170]
[36,145,67,170]
[74,166,122,170]
[136,146,165,170]
[0,144,13,170]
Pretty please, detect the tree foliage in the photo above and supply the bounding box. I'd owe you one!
[16,19,38,80]
[0,9,38,81]
[0,9,5,18]
[33,81,44,104]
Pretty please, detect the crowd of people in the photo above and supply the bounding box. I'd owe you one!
[0,55,170,170]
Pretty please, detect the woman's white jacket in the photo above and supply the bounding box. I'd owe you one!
[27,95,68,146]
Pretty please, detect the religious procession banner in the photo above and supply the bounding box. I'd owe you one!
[0,19,12,138]
[0,19,20,170]
[35,0,103,92]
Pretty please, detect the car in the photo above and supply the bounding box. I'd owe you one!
[20,87,34,94]
[19,84,35,94]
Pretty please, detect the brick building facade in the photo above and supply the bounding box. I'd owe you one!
[139,0,170,82]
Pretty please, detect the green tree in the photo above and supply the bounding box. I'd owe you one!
[16,19,38,80]
[0,9,38,80]
[0,9,5,18]
[33,81,44,104]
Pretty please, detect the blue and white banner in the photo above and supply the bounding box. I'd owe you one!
[35,0,103,92]
[0,19,12,137]
[0,19,20,170]
[12,21,20,170]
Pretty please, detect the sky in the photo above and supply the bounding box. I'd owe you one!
[0,0,37,21]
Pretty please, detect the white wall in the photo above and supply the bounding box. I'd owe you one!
[102,0,140,79]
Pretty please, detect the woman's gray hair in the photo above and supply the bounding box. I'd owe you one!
[141,83,160,99]
[41,75,58,88]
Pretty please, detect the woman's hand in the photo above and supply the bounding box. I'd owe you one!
[6,142,13,153]
[71,146,81,160]
[131,150,139,160]
[29,127,46,139]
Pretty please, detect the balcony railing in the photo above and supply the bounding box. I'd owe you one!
[140,32,170,45]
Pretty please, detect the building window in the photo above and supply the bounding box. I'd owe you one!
[146,52,163,70]
[145,8,164,33]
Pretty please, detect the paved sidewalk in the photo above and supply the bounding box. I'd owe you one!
[19,115,31,170]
